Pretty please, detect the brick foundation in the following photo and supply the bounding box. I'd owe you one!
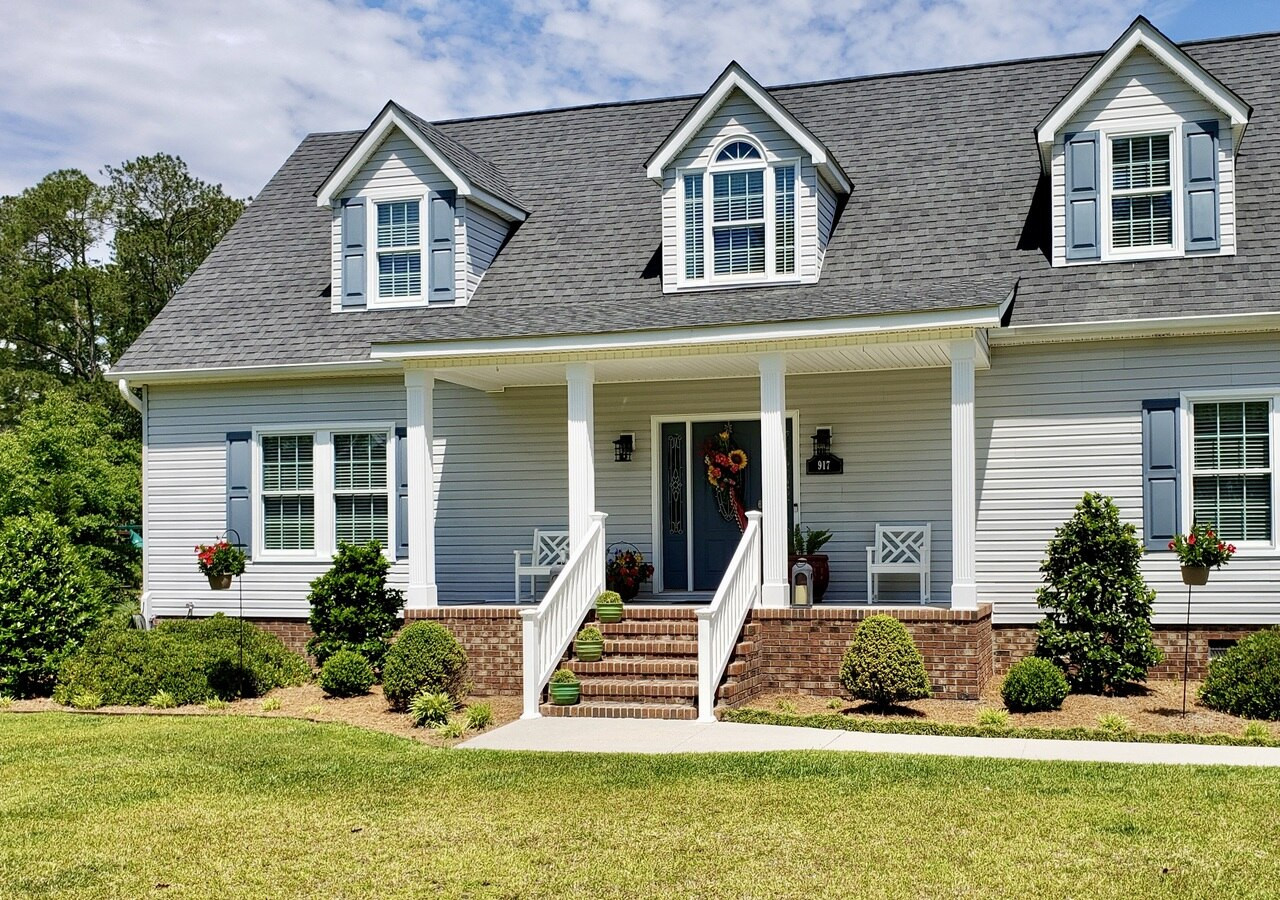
[736,604,995,701]
[247,618,315,657]
[993,623,1265,682]
[404,607,523,696]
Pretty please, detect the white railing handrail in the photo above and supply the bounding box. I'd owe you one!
[695,510,762,722]
[520,511,607,718]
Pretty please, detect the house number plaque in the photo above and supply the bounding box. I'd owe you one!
[806,453,843,475]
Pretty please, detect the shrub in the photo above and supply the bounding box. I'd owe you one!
[839,614,931,708]
[1035,493,1163,694]
[147,690,177,709]
[261,697,282,711]
[577,625,602,643]
[0,513,106,697]
[1001,657,1070,712]
[306,542,404,668]
[977,708,1010,728]
[381,622,467,711]
[436,717,467,739]
[465,703,494,730]
[550,667,578,684]
[69,690,103,710]
[826,697,844,710]
[409,690,454,727]
[595,591,623,610]
[775,698,797,714]
[0,695,12,710]
[204,697,229,711]
[1097,712,1130,734]
[318,650,375,698]
[1200,627,1280,720]
[54,614,308,707]
[1244,721,1271,741]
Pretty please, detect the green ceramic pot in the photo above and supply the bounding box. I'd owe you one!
[575,637,603,662]
[596,603,624,624]
[549,682,581,705]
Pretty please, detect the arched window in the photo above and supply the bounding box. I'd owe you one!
[715,140,762,163]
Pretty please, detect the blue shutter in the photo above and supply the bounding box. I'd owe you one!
[395,427,409,559]
[1184,121,1220,252]
[429,191,455,303]
[341,199,366,308]
[1064,131,1101,260]
[1142,399,1181,551]
[226,432,253,559]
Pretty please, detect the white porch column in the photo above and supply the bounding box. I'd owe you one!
[566,362,596,550]
[405,368,438,608]
[759,353,789,607]
[950,339,978,610]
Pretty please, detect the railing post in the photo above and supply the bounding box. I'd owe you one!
[520,608,541,719]
[695,608,714,722]
[590,511,608,596]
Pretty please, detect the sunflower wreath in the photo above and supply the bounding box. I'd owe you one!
[702,425,750,532]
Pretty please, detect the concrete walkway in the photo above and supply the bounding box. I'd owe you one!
[459,717,1280,767]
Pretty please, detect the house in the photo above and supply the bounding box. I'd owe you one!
[112,18,1280,720]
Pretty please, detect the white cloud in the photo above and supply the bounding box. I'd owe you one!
[0,0,1177,198]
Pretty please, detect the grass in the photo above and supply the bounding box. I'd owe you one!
[1,714,1279,897]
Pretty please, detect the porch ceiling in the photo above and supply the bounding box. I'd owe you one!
[428,329,981,392]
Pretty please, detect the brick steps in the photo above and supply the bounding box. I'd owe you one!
[579,677,698,700]
[540,700,699,720]
[571,657,697,676]
[602,638,698,656]
[598,619,698,637]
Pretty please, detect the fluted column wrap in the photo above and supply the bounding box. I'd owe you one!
[566,362,596,551]
[759,353,789,608]
[950,340,978,610]
[405,368,438,608]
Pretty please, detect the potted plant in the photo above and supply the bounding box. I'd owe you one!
[195,539,247,590]
[1169,523,1235,585]
[595,590,625,623]
[789,526,833,601]
[548,668,580,705]
[605,544,654,601]
[575,625,603,662]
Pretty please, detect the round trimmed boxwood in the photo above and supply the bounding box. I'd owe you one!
[1200,628,1280,720]
[381,622,468,710]
[839,614,931,708]
[318,649,375,698]
[1001,657,1070,712]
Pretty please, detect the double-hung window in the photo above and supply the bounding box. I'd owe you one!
[334,432,389,546]
[1191,400,1272,543]
[261,435,316,551]
[712,170,765,275]
[376,200,421,299]
[1110,133,1173,250]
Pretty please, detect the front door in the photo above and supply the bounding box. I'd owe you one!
[659,418,792,592]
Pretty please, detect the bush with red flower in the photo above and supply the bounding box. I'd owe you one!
[1169,523,1235,569]
[605,544,654,601]
[195,540,247,577]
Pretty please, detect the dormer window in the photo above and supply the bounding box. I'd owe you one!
[716,140,761,163]
[376,200,422,298]
[1110,133,1173,250]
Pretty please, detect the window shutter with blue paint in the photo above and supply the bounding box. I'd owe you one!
[341,199,367,308]
[1184,120,1220,252]
[395,427,409,559]
[1063,131,1101,260]
[428,191,455,303]
[226,432,253,559]
[1142,399,1180,551]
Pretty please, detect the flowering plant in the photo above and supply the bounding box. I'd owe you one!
[605,544,653,599]
[195,540,247,577]
[703,426,749,532]
[1169,523,1235,569]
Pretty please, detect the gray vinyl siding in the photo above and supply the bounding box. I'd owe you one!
[816,174,838,275]
[463,200,510,301]
[1050,46,1236,264]
[978,333,1279,624]
[145,378,408,618]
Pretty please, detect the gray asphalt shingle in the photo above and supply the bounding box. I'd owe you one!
[114,32,1280,375]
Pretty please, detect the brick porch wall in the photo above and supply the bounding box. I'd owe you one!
[993,623,1267,682]
[739,604,994,701]
[404,607,523,696]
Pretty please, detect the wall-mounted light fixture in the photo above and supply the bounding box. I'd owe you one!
[806,426,843,475]
[811,427,833,457]
[613,433,635,462]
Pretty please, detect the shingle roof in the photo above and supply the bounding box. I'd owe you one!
[394,104,525,211]
[114,31,1280,375]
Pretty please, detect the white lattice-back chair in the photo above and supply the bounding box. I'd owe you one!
[866,524,931,604]
[513,529,571,602]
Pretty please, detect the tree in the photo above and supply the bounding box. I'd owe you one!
[104,153,246,356]
[1035,492,1163,694]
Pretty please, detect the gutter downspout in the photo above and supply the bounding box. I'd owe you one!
[117,378,143,412]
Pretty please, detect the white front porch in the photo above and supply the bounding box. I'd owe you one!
[392,326,989,612]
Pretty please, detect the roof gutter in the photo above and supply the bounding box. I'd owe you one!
[109,358,399,387]
[990,309,1280,346]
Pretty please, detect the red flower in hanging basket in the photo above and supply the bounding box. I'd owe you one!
[195,539,247,577]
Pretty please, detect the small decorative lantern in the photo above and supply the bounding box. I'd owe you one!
[811,427,832,457]
[806,426,843,475]
[613,433,634,462]
[790,559,814,607]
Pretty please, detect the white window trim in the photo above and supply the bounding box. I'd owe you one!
[1178,389,1280,555]
[368,192,428,309]
[252,423,397,562]
[675,151,803,291]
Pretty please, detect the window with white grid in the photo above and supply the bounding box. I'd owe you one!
[1110,134,1173,250]
[333,432,389,547]
[1192,400,1272,542]
[261,435,315,551]
[376,200,421,298]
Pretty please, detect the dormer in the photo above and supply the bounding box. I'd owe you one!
[316,102,526,311]
[647,63,850,292]
[1037,17,1251,267]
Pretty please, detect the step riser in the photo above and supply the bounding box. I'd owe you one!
[572,659,697,676]
[540,703,698,720]
[580,680,698,700]
[600,621,698,637]
[603,640,698,656]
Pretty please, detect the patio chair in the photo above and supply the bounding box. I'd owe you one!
[866,524,931,604]
[513,529,570,602]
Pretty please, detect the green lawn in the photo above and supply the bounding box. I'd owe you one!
[2,714,1278,898]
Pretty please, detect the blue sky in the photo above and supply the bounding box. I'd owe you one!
[1,0,1277,199]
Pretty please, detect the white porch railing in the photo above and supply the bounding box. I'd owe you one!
[520,511,607,718]
[695,510,762,722]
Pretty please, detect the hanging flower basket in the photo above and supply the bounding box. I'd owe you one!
[702,425,749,532]
[195,539,246,591]
[207,573,234,591]
[1169,524,1234,586]
[1179,565,1209,586]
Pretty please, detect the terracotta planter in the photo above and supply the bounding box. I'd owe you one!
[788,554,830,601]
[575,636,603,662]
[1181,565,1210,586]
[207,573,233,590]
[549,682,581,705]
[596,602,624,623]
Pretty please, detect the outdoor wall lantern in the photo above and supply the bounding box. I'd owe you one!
[806,426,843,475]
[613,433,635,463]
